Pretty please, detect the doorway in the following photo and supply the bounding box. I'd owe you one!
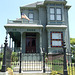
[26,33,36,53]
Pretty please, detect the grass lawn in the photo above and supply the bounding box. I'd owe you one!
[0,61,2,71]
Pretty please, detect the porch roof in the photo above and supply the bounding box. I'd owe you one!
[4,24,43,28]
[46,25,67,28]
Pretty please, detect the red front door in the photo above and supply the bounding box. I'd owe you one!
[26,33,36,53]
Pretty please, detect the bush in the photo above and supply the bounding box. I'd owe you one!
[0,53,3,61]
[72,58,75,63]
[11,52,19,62]
[7,67,14,75]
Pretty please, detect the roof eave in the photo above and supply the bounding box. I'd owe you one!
[4,24,43,28]
[44,1,67,5]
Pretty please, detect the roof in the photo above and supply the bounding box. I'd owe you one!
[20,1,44,8]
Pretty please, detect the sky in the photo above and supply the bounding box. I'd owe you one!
[0,0,75,46]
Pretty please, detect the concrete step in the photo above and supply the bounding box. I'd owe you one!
[14,73,51,75]
[13,61,43,72]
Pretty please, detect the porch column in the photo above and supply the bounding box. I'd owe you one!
[20,32,23,51]
[12,40,13,51]
[48,30,50,53]
[40,29,42,53]
[9,36,11,48]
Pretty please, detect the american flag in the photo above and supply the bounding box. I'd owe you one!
[21,13,30,21]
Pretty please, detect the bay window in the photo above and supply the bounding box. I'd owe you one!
[51,32,63,47]
[49,7,62,21]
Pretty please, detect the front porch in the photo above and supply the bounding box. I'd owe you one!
[5,24,43,54]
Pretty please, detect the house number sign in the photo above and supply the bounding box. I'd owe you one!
[12,29,17,31]
[27,29,35,31]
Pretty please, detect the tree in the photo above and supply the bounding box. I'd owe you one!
[70,38,75,62]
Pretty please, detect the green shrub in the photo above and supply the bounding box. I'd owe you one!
[0,53,3,61]
[11,52,19,62]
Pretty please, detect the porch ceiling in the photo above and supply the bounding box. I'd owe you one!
[9,32,21,42]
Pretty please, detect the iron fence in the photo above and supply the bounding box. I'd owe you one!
[21,53,43,72]
[0,46,75,74]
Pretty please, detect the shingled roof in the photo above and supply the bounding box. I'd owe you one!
[20,1,44,8]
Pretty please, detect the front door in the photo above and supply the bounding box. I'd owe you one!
[26,33,36,53]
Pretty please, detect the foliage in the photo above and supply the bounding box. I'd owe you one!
[7,67,14,75]
[51,70,61,75]
[67,63,75,75]
[0,53,3,61]
[0,61,2,70]
[70,38,75,45]
[70,38,75,62]
[51,71,58,75]
[11,52,19,62]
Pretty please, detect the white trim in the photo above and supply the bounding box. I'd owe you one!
[46,25,67,28]
[5,24,43,28]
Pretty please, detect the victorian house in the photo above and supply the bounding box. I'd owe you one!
[4,0,71,57]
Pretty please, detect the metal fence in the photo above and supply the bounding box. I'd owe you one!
[21,53,43,72]
[1,46,75,74]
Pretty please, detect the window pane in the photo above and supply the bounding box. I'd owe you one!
[56,15,61,20]
[29,13,33,18]
[56,8,61,14]
[32,39,35,46]
[50,8,54,14]
[27,39,30,47]
[50,15,55,20]
[52,41,62,46]
[29,19,33,23]
[52,33,61,39]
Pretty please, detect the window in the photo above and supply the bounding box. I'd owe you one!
[51,32,63,47]
[50,8,55,20]
[29,13,33,23]
[49,8,62,21]
[56,8,62,20]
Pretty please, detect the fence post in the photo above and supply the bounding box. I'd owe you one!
[43,48,45,73]
[1,36,8,72]
[19,51,22,73]
[63,41,68,75]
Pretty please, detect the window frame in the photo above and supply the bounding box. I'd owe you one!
[49,7,62,21]
[56,8,62,21]
[50,32,63,47]
[49,8,55,21]
[28,13,34,23]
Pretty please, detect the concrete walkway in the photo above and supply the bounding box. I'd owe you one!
[14,72,51,75]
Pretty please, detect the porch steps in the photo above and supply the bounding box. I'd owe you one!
[13,61,43,72]
[13,62,51,73]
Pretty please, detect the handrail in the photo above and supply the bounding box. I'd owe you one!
[7,19,41,25]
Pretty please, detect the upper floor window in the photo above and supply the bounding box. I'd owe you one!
[51,32,63,47]
[50,8,55,20]
[49,8,62,21]
[29,13,33,23]
[56,8,62,20]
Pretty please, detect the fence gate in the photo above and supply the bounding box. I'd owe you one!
[21,53,43,72]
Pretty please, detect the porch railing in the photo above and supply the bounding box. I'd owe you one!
[7,19,41,25]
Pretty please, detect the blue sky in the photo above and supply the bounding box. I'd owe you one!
[0,0,75,46]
